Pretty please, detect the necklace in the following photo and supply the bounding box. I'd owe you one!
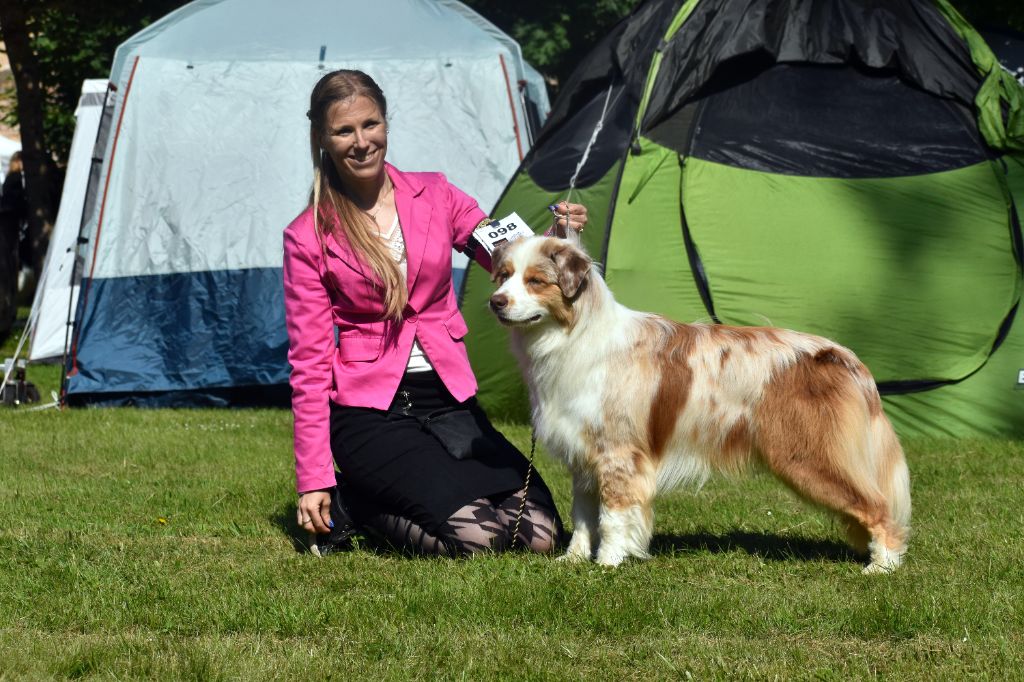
[361,179,393,221]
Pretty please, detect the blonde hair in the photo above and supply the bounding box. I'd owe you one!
[307,70,406,321]
[7,151,22,175]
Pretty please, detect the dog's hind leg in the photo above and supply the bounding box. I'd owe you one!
[833,414,910,574]
[761,447,899,572]
[841,514,871,555]
[860,416,911,574]
[559,473,600,563]
[763,439,908,574]
[593,448,657,567]
[755,357,909,573]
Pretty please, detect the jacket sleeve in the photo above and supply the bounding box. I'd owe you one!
[282,224,339,494]
[444,175,492,273]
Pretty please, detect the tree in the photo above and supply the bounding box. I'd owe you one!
[465,0,641,88]
[950,0,1024,33]
[0,0,62,282]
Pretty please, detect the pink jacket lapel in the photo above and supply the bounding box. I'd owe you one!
[388,164,432,297]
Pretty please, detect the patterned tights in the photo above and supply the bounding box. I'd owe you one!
[361,490,562,556]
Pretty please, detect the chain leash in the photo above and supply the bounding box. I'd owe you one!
[510,428,537,549]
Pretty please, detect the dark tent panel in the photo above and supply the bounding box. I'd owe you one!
[675,62,989,177]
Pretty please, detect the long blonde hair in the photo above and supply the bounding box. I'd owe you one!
[308,70,406,321]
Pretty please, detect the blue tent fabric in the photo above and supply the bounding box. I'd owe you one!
[68,269,287,404]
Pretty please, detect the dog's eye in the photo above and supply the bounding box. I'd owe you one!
[495,272,510,284]
[527,277,545,286]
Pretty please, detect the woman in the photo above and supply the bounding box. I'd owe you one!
[285,70,588,556]
[1,152,28,277]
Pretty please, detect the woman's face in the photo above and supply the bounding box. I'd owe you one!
[320,95,388,186]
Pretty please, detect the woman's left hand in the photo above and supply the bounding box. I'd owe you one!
[550,201,588,237]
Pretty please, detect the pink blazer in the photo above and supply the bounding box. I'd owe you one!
[283,164,492,493]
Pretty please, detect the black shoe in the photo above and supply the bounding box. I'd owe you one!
[310,486,358,557]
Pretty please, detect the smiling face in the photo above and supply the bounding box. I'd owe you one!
[320,95,388,186]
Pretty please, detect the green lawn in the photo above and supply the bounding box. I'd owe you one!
[2,314,1023,679]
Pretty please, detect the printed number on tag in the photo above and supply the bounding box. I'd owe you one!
[472,212,535,254]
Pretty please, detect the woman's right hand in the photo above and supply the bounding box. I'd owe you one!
[297,490,333,534]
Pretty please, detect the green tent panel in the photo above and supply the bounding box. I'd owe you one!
[680,158,1018,383]
[461,0,1024,437]
[882,300,1024,438]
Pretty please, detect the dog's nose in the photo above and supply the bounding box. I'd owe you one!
[489,293,509,312]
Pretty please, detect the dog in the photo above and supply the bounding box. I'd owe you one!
[488,236,910,573]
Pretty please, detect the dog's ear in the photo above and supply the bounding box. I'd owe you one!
[550,242,591,298]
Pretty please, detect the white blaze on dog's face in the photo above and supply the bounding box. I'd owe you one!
[488,237,592,329]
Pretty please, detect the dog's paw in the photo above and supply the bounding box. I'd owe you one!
[556,551,589,564]
[563,532,593,560]
[862,542,904,574]
[595,548,628,567]
[862,555,902,574]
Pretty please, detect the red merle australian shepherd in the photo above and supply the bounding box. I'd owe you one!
[488,236,910,573]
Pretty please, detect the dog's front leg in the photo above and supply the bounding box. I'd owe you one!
[594,448,656,567]
[559,473,599,563]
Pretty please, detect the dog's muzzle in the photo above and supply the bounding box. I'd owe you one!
[489,293,509,314]
[489,292,541,326]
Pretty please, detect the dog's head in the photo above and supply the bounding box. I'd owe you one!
[488,236,592,330]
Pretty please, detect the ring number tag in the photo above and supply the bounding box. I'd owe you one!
[471,212,535,255]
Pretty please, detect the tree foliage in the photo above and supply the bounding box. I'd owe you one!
[952,0,1024,33]
[464,0,641,86]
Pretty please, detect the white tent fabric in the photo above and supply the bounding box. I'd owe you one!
[27,79,107,361]
[0,135,20,183]
[89,56,529,278]
[65,0,550,404]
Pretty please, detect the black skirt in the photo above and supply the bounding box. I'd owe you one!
[329,370,557,535]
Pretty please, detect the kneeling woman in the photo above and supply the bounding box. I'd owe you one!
[285,70,587,556]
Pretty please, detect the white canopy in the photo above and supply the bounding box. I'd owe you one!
[28,79,107,361]
[0,135,20,183]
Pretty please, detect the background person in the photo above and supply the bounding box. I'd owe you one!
[285,69,588,556]
[1,152,28,288]
[0,151,27,332]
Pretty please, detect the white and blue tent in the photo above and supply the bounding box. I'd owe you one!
[65,0,549,405]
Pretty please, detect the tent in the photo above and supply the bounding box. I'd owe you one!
[64,0,549,405]
[0,135,20,184]
[28,79,107,362]
[460,0,1024,438]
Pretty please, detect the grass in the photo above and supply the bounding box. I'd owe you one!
[2,312,1024,679]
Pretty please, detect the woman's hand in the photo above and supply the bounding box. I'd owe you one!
[549,201,588,237]
[297,490,333,534]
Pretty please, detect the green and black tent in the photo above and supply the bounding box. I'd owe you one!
[461,0,1024,438]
